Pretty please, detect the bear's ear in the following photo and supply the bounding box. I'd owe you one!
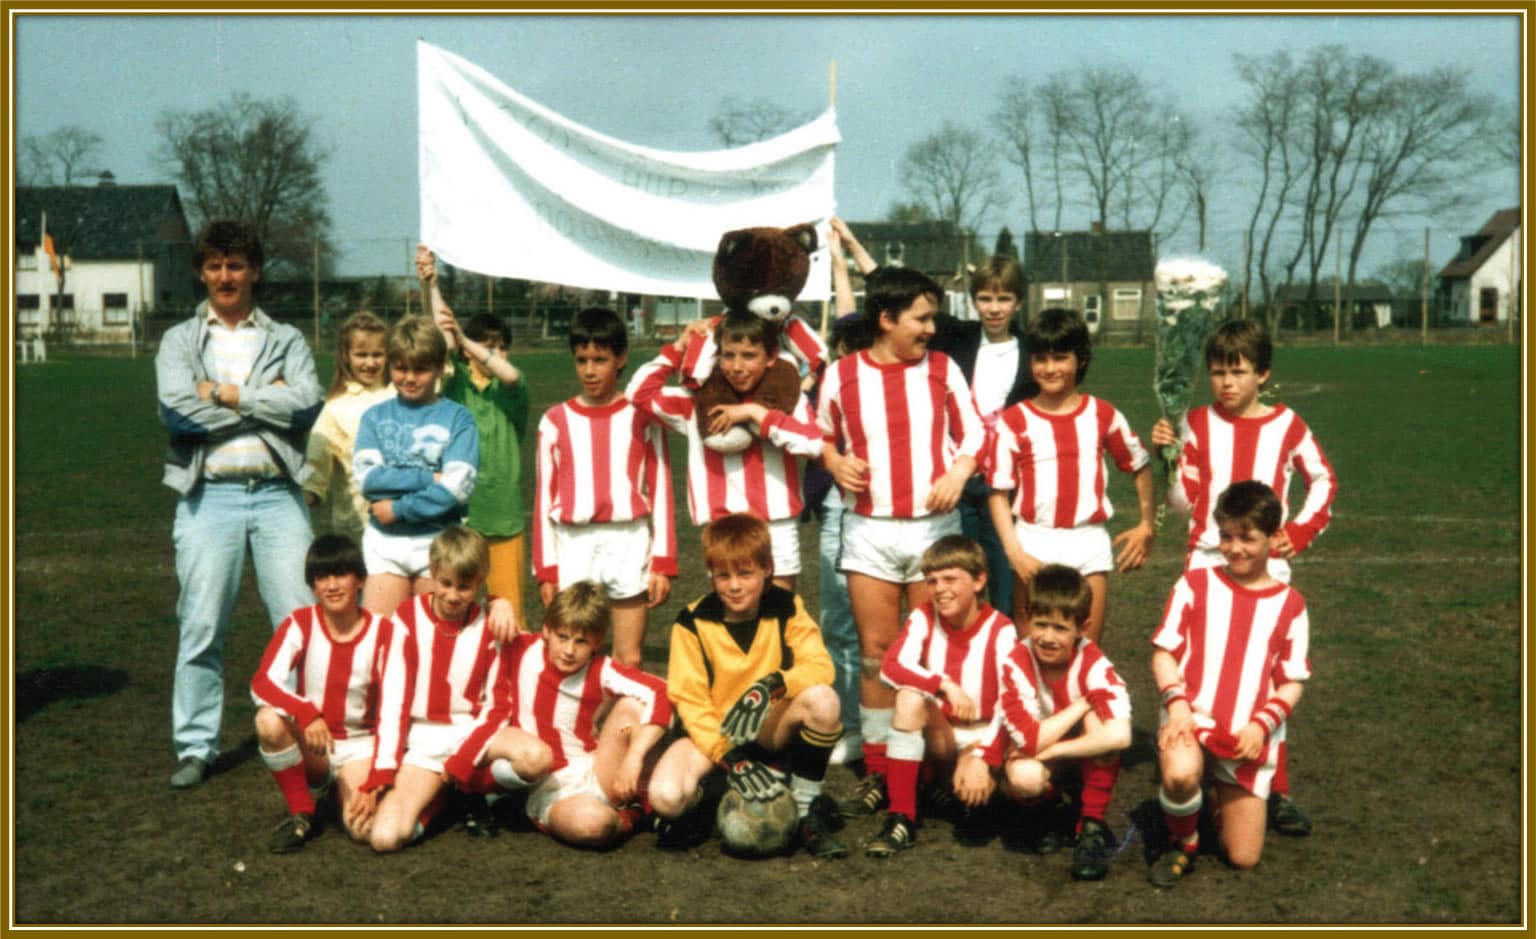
[785,223,818,255]
[718,230,746,260]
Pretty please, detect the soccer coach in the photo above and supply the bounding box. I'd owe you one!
[155,219,322,789]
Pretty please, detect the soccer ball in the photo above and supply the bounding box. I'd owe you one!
[716,787,799,859]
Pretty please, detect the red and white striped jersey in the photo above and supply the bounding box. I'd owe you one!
[1152,567,1310,738]
[817,349,987,518]
[531,396,677,584]
[991,637,1130,761]
[1171,404,1337,556]
[989,395,1150,528]
[250,604,386,740]
[627,344,823,524]
[679,314,828,387]
[447,633,672,779]
[880,602,1015,722]
[365,593,512,791]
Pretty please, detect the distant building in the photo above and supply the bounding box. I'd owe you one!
[1023,225,1155,341]
[1438,206,1521,325]
[15,178,195,342]
[1276,279,1396,330]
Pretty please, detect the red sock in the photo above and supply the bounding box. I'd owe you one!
[1273,742,1291,796]
[418,789,447,830]
[1165,809,1199,852]
[887,757,920,821]
[463,765,498,794]
[862,741,889,778]
[614,803,644,837]
[272,764,316,816]
[1078,758,1119,831]
[918,760,938,789]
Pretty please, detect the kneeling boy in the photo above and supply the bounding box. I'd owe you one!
[445,581,672,849]
[994,564,1132,881]
[870,535,1017,857]
[1147,481,1310,887]
[362,526,516,852]
[648,513,847,858]
[251,534,387,852]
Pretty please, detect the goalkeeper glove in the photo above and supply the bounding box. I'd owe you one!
[720,672,784,745]
[722,748,786,802]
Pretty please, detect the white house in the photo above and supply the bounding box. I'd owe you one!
[15,179,195,342]
[1438,206,1521,325]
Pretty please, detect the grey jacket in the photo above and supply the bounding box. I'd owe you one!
[156,302,323,495]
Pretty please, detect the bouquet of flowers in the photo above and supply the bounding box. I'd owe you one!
[1153,258,1227,527]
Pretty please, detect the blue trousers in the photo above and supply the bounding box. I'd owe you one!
[813,495,862,736]
[172,479,313,762]
[958,476,1014,615]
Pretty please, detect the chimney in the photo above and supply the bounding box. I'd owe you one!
[97,170,116,187]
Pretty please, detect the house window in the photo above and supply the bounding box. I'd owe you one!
[104,293,131,325]
[17,293,41,324]
[1084,295,1101,321]
[1042,286,1069,302]
[1112,287,1143,321]
[49,294,75,311]
[883,241,906,267]
[17,249,37,271]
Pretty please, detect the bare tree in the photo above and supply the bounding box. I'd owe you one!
[19,125,104,186]
[1233,50,1306,328]
[1120,102,1195,240]
[885,201,933,223]
[708,97,810,146]
[1175,123,1217,254]
[1339,67,1491,333]
[1058,65,1150,229]
[994,77,1043,232]
[1493,104,1521,164]
[1038,76,1075,231]
[155,93,333,277]
[897,121,1006,236]
[1281,47,1389,327]
[1020,65,1195,242]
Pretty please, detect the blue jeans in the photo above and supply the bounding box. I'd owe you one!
[813,495,861,737]
[959,476,1014,615]
[172,479,313,762]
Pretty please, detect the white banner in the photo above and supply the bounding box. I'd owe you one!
[417,41,838,300]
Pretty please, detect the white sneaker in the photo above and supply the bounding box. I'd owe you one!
[829,735,864,766]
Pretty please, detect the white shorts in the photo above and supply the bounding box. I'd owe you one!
[400,721,476,775]
[552,519,652,599]
[766,517,801,578]
[331,734,376,769]
[1159,710,1283,800]
[1186,547,1292,584]
[1013,520,1113,576]
[950,719,992,754]
[525,755,609,828]
[362,525,435,580]
[839,513,961,584]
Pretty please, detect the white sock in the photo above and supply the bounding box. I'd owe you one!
[861,708,893,746]
[886,728,926,762]
[491,758,531,789]
[790,774,822,818]
[260,743,302,772]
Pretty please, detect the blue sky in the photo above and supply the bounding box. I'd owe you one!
[13,12,1523,279]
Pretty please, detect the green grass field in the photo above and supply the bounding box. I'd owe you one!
[10,339,1523,923]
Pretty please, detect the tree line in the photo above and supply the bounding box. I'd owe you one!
[20,43,1515,337]
[717,44,1513,336]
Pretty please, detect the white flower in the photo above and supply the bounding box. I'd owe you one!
[1155,257,1228,294]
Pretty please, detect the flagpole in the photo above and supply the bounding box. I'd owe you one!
[820,60,838,342]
